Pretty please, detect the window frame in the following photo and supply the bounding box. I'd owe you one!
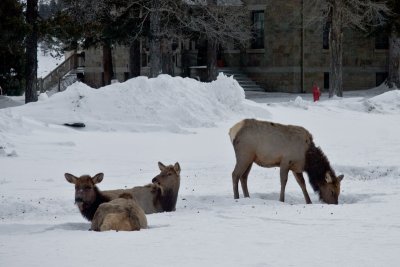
[251,10,265,49]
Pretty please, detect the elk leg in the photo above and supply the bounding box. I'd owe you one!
[240,162,253,198]
[279,165,289,202]
[232,157,253,199]
[293,172,312,204]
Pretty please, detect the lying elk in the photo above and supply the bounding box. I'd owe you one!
[91,193,147,232]
[65,173,147,231]
[102,162,181,214]
[229,119,344,204]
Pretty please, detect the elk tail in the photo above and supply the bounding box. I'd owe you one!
[229,120,245,144]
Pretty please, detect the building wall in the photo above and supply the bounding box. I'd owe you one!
[83,0,389,92]
[222,0,389,92]
[84,45,134,88]
[84,47,103,88]
[84,43,188,88]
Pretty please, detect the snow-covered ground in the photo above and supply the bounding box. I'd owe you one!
[37,47,64,78]
[0,75,399,267]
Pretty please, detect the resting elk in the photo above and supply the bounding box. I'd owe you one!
[229,119,344,204]
[102,162,181,213]
[91,193,147,232]
[64,173,147,231]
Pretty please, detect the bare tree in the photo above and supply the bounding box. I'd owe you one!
[305,0,389,97]
[178,0,251,81]
[127,0,251,80]
[62,0,250,81]
[149,0,162,77]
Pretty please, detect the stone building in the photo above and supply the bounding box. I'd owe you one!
[82,0,389,93]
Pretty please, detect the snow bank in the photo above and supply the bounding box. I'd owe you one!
[0,74,268,133]
[0,95,23,109]
[363,90,400,114]
[280,89,400,115]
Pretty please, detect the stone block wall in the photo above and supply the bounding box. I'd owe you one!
[222,0,389,92]
[82,0,389,92]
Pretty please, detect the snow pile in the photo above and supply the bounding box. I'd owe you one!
[276,89,400,115]
[0,95,23,109]
[290,96,310,110]
[324,89,400,114]
[1,80,400,266]
[363,90,400,114]
[1,74,267,133]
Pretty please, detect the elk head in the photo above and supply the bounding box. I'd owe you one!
[318,172,344,204]
[152,162,181,191]
[65,173,104,210]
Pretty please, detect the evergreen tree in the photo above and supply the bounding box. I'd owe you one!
[387,0,400,88]
[25,0,39,103]
[0,0,27,96]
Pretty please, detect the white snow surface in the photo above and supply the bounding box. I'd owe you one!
[0,76,399,267]
[37,48,64,78]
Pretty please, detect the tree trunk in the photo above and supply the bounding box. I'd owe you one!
[329,1,343,97]
[102,44,113,86]
[207,39,218,82]
[129,39,141,78]
[25,0,38,103]
[161,38,174,76]
[206,0,218,82]
[388,24,400,88]
[149,0,161,78]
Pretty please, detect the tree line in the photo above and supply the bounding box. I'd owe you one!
[0,0,399,103]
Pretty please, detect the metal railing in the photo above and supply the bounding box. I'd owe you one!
[37,53,78,92]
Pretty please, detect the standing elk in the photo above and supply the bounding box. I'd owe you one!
[65,173,147,231]
[229,119,344,204]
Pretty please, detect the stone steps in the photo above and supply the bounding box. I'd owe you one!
[218,68,265,92]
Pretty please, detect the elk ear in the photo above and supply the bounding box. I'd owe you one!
[325,172,333,183]
[174,162,181,175]
[158,162,166,171]
[92,173,104,184]
[337,174,344,182]
[65,173,78,184]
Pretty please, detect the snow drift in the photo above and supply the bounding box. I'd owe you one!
[1,74,400,267]
[0,74,267,133]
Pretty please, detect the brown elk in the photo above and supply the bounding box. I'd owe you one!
[65,173,147,231]
[229,119,344,204]
[91,193,147,232]
[65,172,110,221]
[101,162,181,214]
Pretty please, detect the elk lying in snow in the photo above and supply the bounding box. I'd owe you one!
[65,173,147,231]
[65,172,110,221]
[91,193,147,232]
[102,162,181,214]
[229,119,344,204]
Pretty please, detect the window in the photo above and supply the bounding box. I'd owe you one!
[376,72,388,86]
[375,31,389,49]
[323,22,330,50]
[251,11,265,49]
[141,53,148,67]
[324,72,329,89]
